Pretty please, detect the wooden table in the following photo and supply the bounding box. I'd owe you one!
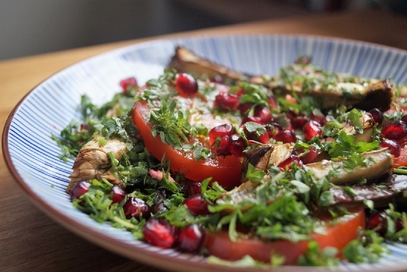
[1,9,407,272]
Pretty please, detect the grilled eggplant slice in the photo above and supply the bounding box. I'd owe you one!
[168,46,393,112]
[67,138,128,193]
[168,46,247,83]
[304,148,393,185]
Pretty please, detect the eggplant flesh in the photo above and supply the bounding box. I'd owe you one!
[67,138,127,193]
[304,148,393,185]
[330,174,407,209]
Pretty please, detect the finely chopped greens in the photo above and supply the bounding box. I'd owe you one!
[53,50,407,267]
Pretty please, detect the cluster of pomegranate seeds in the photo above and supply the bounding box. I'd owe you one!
[70,181,90,202]
[208,124,246,156]
[123,197,150,219]
[119,77,138,93]
[143,219,177,248]
[177,224,205,253]
[174,73,198,97]
[367,211,404,235]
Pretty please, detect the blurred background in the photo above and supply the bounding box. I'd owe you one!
[1,0,406,61]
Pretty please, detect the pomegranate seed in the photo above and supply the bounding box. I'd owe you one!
[208,124,235,146]
[70,181,90,202]
[110,185,126,204]
[278,155,303,170]
[238,102,253,115]
[369,108,383,125]
[291,115,309,129]
[123,197,150,219]
[177,224,205,253]
[233,87,245,96]
[266,123,283,138]
[402,115,407,125]
[185,182,202,196]
[214,92,239,110]
[310,114,327,126]
[380,139,401,157]
[183,195,210,216]
[367,211,403,235]
[143,219,177,248]
[174,73,198,97]
[253,105,272,124]
[215,135,232,156]
[302,120,322,141]
[230,134,246,157]
[119,77,138,92]
[296,146,319,164]
[381,120,407,140]
[274,130,296,143]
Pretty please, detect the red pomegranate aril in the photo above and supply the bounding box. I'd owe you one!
[230,134,247,157]
[274,129,296,143]
[310,114,327,126]
[238,102,253,115]
[380,139,401,157]
[119,77,138,92]
[185,182,202,196]
[266,123,283,138]
[110,185,126,203]
[214,92,239,110]
[174,73,198,97]
[183,195,210,216]
[381,120,407,140]
[303,120,322,141]
[291,115,309,129]
[123,197,150,219]
[177,224,205,253]
[297,146,319,164]
[143,219,177,248]
[253,105,272,124]
[70,181,90,201]
[278,155,303,170]
[367,211,403,235]
[369,108,383,125]
[208,124,235,146]
[215,135,232,156]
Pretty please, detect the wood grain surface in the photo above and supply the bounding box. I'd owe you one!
[1,9,407,272]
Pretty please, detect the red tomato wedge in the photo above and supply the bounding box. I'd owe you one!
[132,100,242,189]
[394,146,407,168]
[204,209,365,265]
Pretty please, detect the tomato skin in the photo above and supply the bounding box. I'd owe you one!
[204,209,365,265]
[394,146,407,167]
[132,100,242,189]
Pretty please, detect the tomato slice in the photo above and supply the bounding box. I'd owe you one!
[204,209,365,265]
[132,99,242,189]
[394,146,407,168]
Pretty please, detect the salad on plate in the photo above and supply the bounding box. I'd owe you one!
[53,46,407,267]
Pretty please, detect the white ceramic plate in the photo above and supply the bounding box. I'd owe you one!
[4,35,407,272]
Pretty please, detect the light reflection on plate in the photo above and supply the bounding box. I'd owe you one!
[3,35,407,272]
